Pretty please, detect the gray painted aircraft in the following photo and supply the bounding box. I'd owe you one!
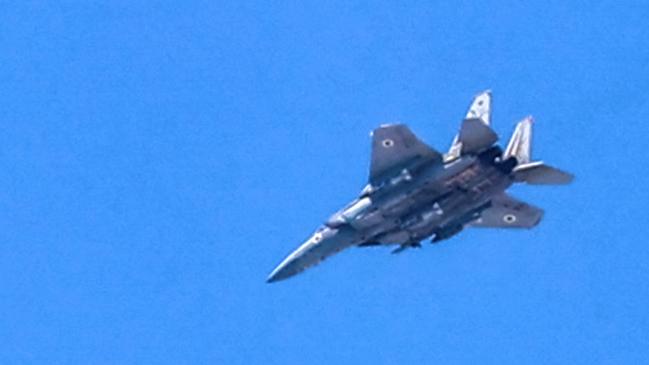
[267,91,573,283]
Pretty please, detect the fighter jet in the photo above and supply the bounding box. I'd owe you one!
[267,91,573,283]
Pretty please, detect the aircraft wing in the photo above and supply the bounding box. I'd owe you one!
[470,193,544,228]
[369,124,443,184]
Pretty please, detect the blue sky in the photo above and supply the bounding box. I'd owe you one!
[1,1,648,364]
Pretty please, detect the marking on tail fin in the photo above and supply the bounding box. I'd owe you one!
[465,90,492,125]
[447,90,492,160]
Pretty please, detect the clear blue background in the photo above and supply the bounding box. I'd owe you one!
[1,1,648,364]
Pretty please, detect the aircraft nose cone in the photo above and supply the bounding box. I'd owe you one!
[266,259,299,283]
[266,275,279,283]
[267,226,354,283]
[266,235,318,283]
[266,271,285,283]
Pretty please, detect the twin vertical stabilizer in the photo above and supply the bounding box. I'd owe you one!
[464,90,491,125]
[505,117,574,185]
[446,90,495,160]
[504,116,533,164]
[448,92,573,185]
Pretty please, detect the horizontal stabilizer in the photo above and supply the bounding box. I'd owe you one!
[470,193,543,229]
[514,162,574,185]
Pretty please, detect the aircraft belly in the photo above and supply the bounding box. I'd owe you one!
[375,230,410,244]
[372,168,512,245]
[378,193,412,216]
[349,208,384,230]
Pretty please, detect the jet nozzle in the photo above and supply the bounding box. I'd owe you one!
[497,156,518,174]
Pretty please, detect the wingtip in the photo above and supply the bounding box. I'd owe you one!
[564,171,576,184]
[371,123,402,137]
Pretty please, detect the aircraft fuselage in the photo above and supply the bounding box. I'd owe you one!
[267,147,517,282]
[267,91,572,282]
[338,146,516,247]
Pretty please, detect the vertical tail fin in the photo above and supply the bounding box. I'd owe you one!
[446,90,493,160]
[506,116,574,185]
[464,90,492,125]
[504,116,532,164]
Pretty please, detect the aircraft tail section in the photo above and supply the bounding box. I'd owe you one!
[447,90,493,160]
[464,90,492,125]
[513,162,574,185]
[457,118,498,154]
[505,117,574,185]
[504,116,533,164]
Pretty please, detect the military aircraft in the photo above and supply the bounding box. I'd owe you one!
[267,91,573,283]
